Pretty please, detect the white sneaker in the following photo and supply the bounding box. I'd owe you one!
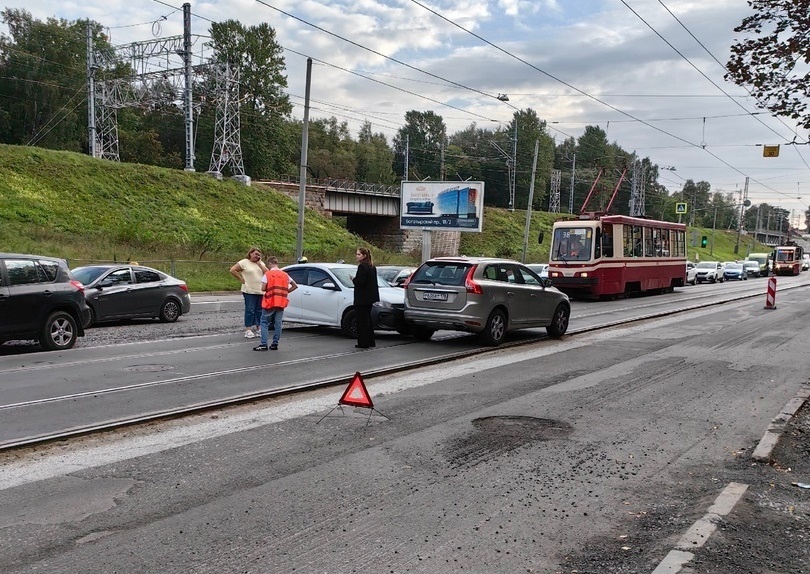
[244,330,256,338]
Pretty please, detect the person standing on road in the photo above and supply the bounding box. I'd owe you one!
[351,247,380,349]
[253,256,297,351]
[230,247,268,338]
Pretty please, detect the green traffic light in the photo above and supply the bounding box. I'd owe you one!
[701,236,708,248]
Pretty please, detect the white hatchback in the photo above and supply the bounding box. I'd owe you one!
[283,263,407,337]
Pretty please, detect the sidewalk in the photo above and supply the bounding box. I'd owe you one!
[682,392,809,573]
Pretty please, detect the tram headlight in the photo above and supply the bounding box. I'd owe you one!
[576,272,589,278]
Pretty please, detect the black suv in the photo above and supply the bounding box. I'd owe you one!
[0,253,91,351]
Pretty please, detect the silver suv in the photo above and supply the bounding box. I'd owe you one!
[404,257,571,345]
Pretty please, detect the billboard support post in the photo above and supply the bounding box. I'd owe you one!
[421,229,431,263]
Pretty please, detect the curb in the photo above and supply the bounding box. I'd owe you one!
[751,385,810,462]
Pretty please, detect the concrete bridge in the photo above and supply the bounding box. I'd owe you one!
[256,177,461,256]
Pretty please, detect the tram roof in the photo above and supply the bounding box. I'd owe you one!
[555,214,686,231]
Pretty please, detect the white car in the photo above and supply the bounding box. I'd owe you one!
[694,261,724,283]
[526,263,549,280]
[686,262,697,285]
[283,263,407,337]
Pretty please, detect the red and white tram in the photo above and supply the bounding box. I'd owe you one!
[547,215,687,299]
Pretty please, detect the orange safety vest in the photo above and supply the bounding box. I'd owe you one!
[262,269,291,309]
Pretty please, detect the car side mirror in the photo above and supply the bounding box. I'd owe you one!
[99,280,113,288]
[321,282,338,290]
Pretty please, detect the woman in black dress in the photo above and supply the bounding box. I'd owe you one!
[352,247,380,349]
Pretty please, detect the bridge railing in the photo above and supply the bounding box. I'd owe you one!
[257,175,399,196]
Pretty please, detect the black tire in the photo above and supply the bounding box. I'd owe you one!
[40,311,78,351]
[87,305,97,326]
[479,309,507,346]
[411,326,435,341]
[546,304,570,338]
[159,299,182,323]
[341,308,358,338]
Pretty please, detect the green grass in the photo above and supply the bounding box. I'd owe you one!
[0,144,771,291]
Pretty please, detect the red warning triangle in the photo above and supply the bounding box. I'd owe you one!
[339,372,374,408]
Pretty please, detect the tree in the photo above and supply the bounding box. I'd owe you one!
[509,109,555,211]
[0,9,109,151]
[355,121,396,184]
[726,0,810,128]
[206,20,295,177]
[393,110,446,180]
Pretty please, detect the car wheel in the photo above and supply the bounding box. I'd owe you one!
[411,326,435,341]
[546,304,570,338]
[341,308,358,338]
[87,305,97,326]
[479,309,507,346]
[40,311,78,351]
[159,299,181,323]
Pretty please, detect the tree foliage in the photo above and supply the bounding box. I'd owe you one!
[726,0,810,128]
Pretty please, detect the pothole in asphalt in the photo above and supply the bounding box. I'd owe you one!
[447,416,574,467]
[123,364,176,372]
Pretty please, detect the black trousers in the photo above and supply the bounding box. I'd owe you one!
[355,304,375,347]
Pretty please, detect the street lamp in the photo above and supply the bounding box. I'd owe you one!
[497,93,509,102]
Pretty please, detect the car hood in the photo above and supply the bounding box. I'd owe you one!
[379,286,405,305]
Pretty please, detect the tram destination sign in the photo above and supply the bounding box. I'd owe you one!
[400,181,485,232]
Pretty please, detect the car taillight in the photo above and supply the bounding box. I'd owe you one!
[179,283,189,292]
[70,279,84,293]
[465,264,482,294]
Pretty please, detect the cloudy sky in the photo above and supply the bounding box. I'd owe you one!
[6,0,810,223]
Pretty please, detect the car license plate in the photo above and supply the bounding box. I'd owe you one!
[422,292,449,301]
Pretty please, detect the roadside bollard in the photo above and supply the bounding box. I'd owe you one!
[764,276,777,310]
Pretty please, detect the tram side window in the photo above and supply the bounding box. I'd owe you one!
[602,223,614,257]
[624,226,643,257]
[594,228,602,259]
[644,227,655,257]
[673,230,685,257]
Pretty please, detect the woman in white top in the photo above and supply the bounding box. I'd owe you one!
[230,247,268,338]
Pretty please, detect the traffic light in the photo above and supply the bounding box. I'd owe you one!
[701,236,708,248]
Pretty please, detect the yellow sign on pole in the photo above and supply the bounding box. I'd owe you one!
[763,145,780,157]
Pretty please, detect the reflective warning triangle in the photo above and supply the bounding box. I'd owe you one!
[339,372,374,409]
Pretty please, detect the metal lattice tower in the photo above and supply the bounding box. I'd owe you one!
[87,3,204,170]
[628,160,646,217]
[208,63,245,178]
[549,169,561,213]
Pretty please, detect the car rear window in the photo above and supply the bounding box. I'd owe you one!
[411,262,471,286]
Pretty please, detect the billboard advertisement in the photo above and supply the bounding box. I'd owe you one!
[400,181,485,232]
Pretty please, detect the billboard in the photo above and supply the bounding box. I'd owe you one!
[400,181,485,232]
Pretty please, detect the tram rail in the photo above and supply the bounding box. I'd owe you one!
[1,280,806,452]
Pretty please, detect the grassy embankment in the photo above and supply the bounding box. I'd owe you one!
[0,145,771,291]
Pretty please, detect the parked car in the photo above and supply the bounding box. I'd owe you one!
[71,264,191,324]
[283,262,408,337]
[742,261,761,278]
[377,265,416,287]
[723,262,747,281]
[0,253,91,350]
[694,261,724,283]
[685,261,697,285]
[403,257,570,345]
[526,263,549,280]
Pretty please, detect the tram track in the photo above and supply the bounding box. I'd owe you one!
[1,279,807,452]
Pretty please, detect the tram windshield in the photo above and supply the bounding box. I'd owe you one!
[551,227,593,261]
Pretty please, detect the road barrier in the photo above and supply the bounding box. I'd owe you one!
[764,276,777,310]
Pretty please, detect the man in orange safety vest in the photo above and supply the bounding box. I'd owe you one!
[253,256,298,351]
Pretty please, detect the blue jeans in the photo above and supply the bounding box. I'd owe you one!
[243,293,263,328]
[260,307,284,346]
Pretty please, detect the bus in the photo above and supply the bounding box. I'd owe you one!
[772,243,804,276]
[547,215,687,299]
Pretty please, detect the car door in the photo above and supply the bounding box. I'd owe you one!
[300,268,343,326]
[515,265,552,324]
[2,258,54,335]
[131,267,165,316]
[284,268,308,320]
[497,263,535,326]
[94,268,136,319]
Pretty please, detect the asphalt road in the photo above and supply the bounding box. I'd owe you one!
[0,277,808,573]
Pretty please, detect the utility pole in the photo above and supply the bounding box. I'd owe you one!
[711,206,717,256]
[86,23,96,158]
[521,140,540,263]
[568,154,576,213]
[404,134,409,181]
[295,58,312,262]
[509,121,517,212]
[734,176,749,255]
[182,2,194,171]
